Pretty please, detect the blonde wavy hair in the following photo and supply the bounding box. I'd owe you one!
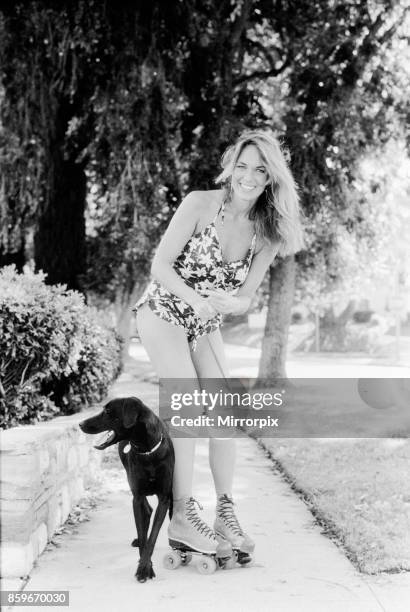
[215,130,305,256]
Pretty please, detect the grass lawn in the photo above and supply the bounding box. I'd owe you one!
[258,437,410,574]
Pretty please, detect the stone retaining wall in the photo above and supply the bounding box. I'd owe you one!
[0,409,102,578]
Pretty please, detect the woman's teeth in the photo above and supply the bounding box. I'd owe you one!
[240,184,255,191]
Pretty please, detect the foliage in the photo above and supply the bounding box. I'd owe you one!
[281,2,410,305]
[0,265,123,429]
[294,144,410,325]
[82,16,188,301]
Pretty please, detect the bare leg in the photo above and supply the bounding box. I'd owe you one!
[136,305,198,499]
[192,331,254,560]
[208,439,236,497]
[136,306,232,556]
[191,330,236,496]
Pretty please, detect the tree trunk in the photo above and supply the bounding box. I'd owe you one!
[258,255,296,382]
[34,158,86,290]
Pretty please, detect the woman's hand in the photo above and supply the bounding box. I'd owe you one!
[202,289,251,316]
[189,296,218,322]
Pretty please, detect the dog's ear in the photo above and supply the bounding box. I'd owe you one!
[144,411,161,439]
[122,398,140,429]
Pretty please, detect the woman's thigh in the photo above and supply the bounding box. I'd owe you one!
[190,329,230,379]
[136,304,204,432]
[136,303,198,378]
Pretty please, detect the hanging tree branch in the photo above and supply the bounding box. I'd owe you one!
[246,37,285,68]
[233,51,292,86]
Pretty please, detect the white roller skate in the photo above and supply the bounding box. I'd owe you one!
[164,497,235,574]
[214,493,255,566]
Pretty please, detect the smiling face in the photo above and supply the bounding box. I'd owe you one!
[231,144,270,202]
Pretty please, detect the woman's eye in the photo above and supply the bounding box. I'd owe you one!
[257,168,266,173]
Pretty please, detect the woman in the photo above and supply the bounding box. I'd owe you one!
[133,129,304,562]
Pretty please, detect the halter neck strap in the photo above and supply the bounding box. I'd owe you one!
[250,232,257,256]
[212,197,226,225]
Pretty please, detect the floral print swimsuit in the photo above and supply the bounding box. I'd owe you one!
[133,199,256,350]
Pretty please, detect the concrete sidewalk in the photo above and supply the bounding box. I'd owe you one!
[3,348,410,612]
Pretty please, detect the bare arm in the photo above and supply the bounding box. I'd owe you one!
[150,192,216,319]
[205,242,279,315]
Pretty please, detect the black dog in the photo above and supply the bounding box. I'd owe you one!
[79,397,174,582]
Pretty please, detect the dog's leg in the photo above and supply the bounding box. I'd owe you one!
[136,496,169,583]
[132,497,151,565]
[131,498,152,548]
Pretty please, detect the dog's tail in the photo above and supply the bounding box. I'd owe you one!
[168,492,173,520]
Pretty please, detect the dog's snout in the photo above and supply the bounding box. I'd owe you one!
[79,415,104,434]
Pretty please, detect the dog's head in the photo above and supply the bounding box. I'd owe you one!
[79,397,154,450]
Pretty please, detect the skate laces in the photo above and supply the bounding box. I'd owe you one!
[185,497,216,540]
[217,494,244,536]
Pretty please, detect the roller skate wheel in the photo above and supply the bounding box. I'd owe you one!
[197,556,217,575]
[181,551,192,565]
[163,550,182,570]
[236,551,253,566]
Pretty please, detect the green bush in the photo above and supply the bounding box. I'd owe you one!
[0,266,123,428]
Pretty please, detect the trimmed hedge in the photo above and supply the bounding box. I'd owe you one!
[0,266,123,428]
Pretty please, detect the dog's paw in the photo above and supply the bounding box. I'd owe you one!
[135,561,155,583]
[131,538,139,547]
